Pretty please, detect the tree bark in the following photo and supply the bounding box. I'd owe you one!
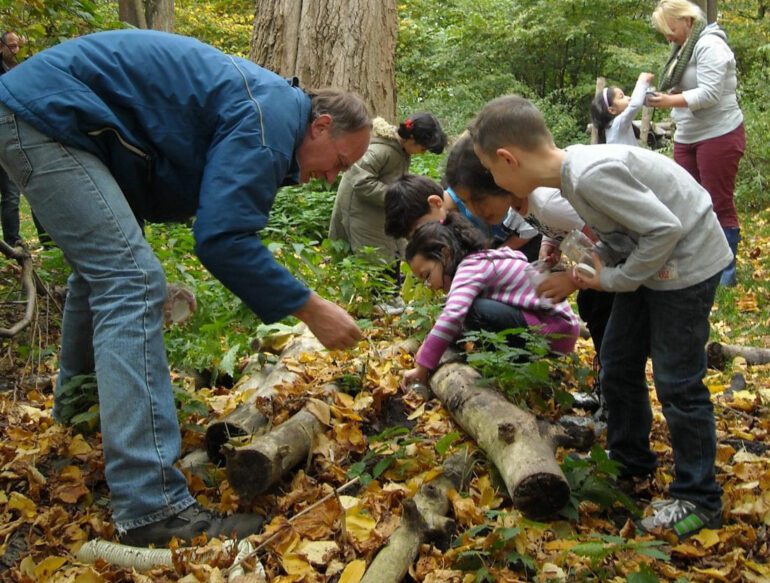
[118,0,147,28]
[205,329,322,463]
[249,0,397,121]
[225,405,325,499]
[145,0,174,31]
[707,341,770,370]
[360,452,474,583]
[429,363,570,519]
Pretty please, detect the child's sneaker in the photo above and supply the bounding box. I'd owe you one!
[639,498,722,539]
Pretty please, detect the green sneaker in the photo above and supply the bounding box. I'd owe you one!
[639,498,722,539]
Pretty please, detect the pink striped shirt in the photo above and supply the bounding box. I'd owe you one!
[416,247,580,370]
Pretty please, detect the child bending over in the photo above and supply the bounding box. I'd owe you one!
[401,212,579,388]
[470,94,731,539]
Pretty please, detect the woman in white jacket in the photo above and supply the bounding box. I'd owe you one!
[647,0,745,286]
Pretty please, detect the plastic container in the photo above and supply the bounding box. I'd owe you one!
[560,230,597,278]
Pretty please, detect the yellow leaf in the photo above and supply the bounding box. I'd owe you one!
[306,398,331,426]
[407,403,426,420]
[691,528,720,549]
[345,506,377,542]
[736,292,758,312]
[19,556,36,578]
[0,491,7,504]
[338,559,366,583]
[8,492,36,519]
[692,567,730,582]
[281,553,315,577]
[296,540,339,565]
[73,566,106,583]
[671,543,705,557]
[67,434,92,456]
[34,556,67,581]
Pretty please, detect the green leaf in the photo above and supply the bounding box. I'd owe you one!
[435,431,461,455]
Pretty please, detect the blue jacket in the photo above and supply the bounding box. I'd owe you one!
[0,30,312,322]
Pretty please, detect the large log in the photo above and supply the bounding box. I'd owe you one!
[707,341,770,370]
[360,452,474,583]
[225,403,325,499]
[205,329,323,463]
[430,363,570,519]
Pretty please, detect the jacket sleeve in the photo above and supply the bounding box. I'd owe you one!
[612,76,650,134]
[193,126,310,324]
[349,144,398,207]
[576,161,683,293]
[682,35,733,111]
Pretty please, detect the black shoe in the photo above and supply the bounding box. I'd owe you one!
[120,503,264,547]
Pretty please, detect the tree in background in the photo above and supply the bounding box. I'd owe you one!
[249,0,398,121]
[119,0,175,31]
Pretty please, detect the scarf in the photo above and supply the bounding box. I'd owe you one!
[658,18,706,92]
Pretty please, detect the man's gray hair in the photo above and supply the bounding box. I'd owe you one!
[309,90,371,136]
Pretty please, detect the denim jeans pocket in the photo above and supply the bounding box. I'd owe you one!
[0,112,33,188]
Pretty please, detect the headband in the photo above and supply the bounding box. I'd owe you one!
[602,87,610,109]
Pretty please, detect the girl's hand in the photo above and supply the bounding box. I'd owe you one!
[537,271,578,303]
[640,72,655,83]
[572,252,604,290]
[538,241,561,266]
[401,365,430,389]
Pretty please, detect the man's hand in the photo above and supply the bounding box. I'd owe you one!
[401,365,430,389]
[573,252,604,291]
[293,293,363,350]
[537,271,577,303]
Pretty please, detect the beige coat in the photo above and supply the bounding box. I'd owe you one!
[328,117,408,259]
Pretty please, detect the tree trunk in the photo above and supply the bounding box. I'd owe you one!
[591,77,605,145]
[249,0,397,121]
[692,0,718,23]
[118,0,173,31]
[118,0,147,28]
[145,0,174,31]
[360,452,474,583]
[430,363,570,519]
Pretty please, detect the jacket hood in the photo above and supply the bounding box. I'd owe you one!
[700,22,727,42]
[372,116,399,140]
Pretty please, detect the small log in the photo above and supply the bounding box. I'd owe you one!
[360,452,474,583]
[225,406,324,499]
[707,341,770,370]
[639,105,653,149]
[590,77,606,145]
[430,363,570,519]
[205,329,322,463]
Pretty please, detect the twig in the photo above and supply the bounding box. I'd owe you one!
[225,476,360,575]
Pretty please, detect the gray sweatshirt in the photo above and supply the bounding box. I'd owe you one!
[672,23,743,144]
[560,144,731,292]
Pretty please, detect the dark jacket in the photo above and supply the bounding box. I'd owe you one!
[0,30,312,322]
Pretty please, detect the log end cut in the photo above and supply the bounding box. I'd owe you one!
[513,473,570,520]
[225,449,274,499]
[205,423,248,465]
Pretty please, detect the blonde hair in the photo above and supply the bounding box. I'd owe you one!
[652,0,705,36]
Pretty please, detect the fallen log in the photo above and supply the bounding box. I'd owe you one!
[707,341,770,370]
[225,402,326,499]
[430,363,570,519]
[205,328,322,463]
[360,452,474,583]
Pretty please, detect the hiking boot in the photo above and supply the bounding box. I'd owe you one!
[639,498,722,539]
[120,503,264,547]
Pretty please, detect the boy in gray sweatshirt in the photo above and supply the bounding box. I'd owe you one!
[470,94,731,539]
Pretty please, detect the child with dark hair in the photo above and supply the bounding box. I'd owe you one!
[329,112,447,262]
[470,93,732,539]
[590,72,655,145]
[401,212,579,388]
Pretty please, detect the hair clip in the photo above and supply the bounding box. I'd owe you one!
[404,119,414,130]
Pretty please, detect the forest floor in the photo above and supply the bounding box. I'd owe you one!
[0,209,768,582]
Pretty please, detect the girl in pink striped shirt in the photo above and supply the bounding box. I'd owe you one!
[401,213,579,388]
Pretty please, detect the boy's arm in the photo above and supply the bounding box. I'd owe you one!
[576,161,682,292]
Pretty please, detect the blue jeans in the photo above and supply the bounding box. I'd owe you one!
[0,104,195,530]
[600,272,722,511]
[0,163,20,244]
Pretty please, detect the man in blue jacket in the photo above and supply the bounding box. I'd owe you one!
[0,30,371,546]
